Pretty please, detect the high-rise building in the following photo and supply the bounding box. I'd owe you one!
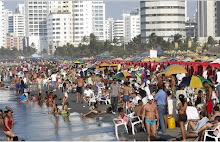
[15,4,25,15]
[13,14,25,37]
[92,1,106,41]
[113,19,124,43]
[4,9,12,34]
[47,13,73,54]
[6,33,23,50]
[25,1,48,52]
[72,1,105,45]
[105,18,114,42]
[48,1,73,14]
[123,9,140,43]
[140,1,186,43]
[0,1,5,48]
[197,1,220,38]
[72,1,93,45]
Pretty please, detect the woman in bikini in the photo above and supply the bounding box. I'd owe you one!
[177,94,188,141]
[3,110,15,141]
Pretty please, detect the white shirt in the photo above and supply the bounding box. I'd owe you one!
[84,89,94,97]
[141,80,151,96]
[216,71,220,83]
[132,96,141,105]
[176,73,186,85]
[142,96,148,106]
[51,74,57,82]
[203,70,208,79]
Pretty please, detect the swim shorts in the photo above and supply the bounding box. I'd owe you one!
[37,84,42,89]
[206,100,213,114]
[179,114,187,122]
[76,87,83,94]
[123,95,129,102]
[52,81,56,86]
[15,84,20,89]
[64,92,68,97]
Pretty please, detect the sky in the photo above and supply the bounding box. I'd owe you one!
[4,1,197,19]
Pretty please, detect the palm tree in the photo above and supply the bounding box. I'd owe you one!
[148,33,157,49]
[174,33,182,43]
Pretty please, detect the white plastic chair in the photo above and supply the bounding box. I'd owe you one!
[112,118,128,139]
[127,112,142,135]
[204,123,220,142]
[88,93,96,106]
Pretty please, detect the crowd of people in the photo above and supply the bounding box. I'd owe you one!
[0,60,220,141]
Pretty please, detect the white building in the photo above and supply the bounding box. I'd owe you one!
[48,1,73,14]
[92,1,106,41]
[72,1,93,45]
[4,9,12,34]
[15,4,25,15]
[123,9,140,43]
[13,14,25,37]
[25,1,48,52]
[47,13,73,54]
[140,1,186,43]
[113,19,124,43]
[105,18,114,42]
[197,1,220,39]
[0,1,5,48]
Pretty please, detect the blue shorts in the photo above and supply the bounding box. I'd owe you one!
[123,95,129,102]
[52,81,56,86]
[15,84,20,89]
[145,119,157,126]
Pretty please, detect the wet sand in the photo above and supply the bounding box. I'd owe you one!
[25,88,190,141]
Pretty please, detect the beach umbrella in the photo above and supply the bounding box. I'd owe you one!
[179,75,212,88]
[110,64,118,67]
[74,60,85,64]
[165,64,187,76]
[114,72,131,79]
[99,62,111,67]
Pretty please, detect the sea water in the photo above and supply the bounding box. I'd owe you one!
[0,90,116,141]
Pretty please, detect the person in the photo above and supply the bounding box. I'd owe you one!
[14,75,20,95]
[83,86,95,104]
[142,95,159,141]
[0,109,3,125]
[110,78,120,114]
[36,75,43,93]
[20,77,25,95]
[37,93,42,102]
[61,102,69,116]
[51,72,57,90]
[19,92,30,102]
[177,94,187,141]
[187,111,209,138]
[154,84,166,133]
[76,75,84,103]
[193,116,220,139]
[50,104,59,116]
[82,102,107,117]
[203,81,213,119]
[134,100,143,116]
[210,106,220,121]
[122,82,132,111]
[117,107,129,125]
[3,110,15,141]
[62,79,69,105]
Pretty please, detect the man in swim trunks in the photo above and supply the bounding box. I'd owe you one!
[122,82,132,110]
[203,81,213,119]
[76,75,84,103]
[14,75,21,95]
[142,95,159,141]
[36,75,43,93]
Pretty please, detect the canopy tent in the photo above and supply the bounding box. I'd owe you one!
[30,54,41,58]
[96,51,110,58]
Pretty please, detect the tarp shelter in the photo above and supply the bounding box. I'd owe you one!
[30,54,41,58]
[97,51,110,58]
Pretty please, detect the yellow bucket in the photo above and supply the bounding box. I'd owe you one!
[167,116,176,129]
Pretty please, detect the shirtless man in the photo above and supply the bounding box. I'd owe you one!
[76,75,84,103]
[122,82,132,110]
[14,75,21,95]
[142,95,159,141]
[203,81,213,119]
[36,75,43,93]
